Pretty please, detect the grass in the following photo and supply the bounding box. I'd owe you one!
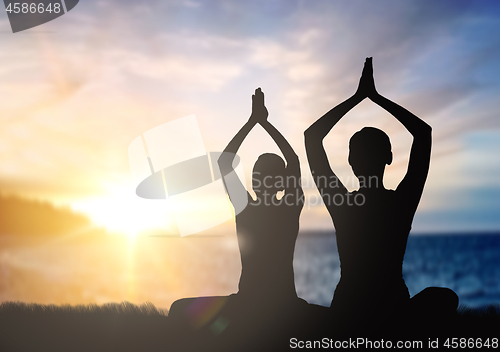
[0,301,498,351]
[0,301,174,352]
[454,303,500,335]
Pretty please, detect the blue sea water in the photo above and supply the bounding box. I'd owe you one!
[293,233,500,308]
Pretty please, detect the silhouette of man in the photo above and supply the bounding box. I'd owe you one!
[218,87,304,305]
[305,58,457,332]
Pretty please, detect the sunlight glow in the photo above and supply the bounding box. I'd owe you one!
[69,181,234,239]
[70,187,177,239]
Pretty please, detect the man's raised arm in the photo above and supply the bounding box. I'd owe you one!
[367,59,432,208]
[305,59,373,195]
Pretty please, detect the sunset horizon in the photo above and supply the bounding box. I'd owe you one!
[1,3,499,348]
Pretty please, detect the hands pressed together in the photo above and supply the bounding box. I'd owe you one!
[249,87,269,124]
[355,57,379,100]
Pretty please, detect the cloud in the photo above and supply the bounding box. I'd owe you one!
[106,49,243,91]
[1,0,499,232]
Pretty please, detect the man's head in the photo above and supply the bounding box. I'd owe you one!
[349,127,392,180]
[252,153,287,194]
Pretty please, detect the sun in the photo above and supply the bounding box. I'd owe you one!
[71,188,177,239]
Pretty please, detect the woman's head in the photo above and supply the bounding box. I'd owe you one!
[252,153,287,194]
[348,127,392,179]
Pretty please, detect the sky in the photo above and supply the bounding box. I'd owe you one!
[1,0,500,234]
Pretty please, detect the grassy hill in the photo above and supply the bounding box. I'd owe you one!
[0,301,498,352]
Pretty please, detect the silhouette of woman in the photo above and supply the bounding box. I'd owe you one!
[169,88,313,340]
[218,87,304,306]
[305,58,458,333]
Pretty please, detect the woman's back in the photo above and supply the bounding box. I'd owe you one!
[236,194,303,299]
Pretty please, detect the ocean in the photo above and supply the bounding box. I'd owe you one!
[293,233,500,308]
[1,231,498,310]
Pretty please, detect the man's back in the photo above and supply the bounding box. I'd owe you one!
[332,188,412,282]
[329,187,413,309]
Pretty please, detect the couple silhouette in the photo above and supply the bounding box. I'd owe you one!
[169,58,458,340]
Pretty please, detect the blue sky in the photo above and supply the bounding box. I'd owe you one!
[0,0,499,233]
